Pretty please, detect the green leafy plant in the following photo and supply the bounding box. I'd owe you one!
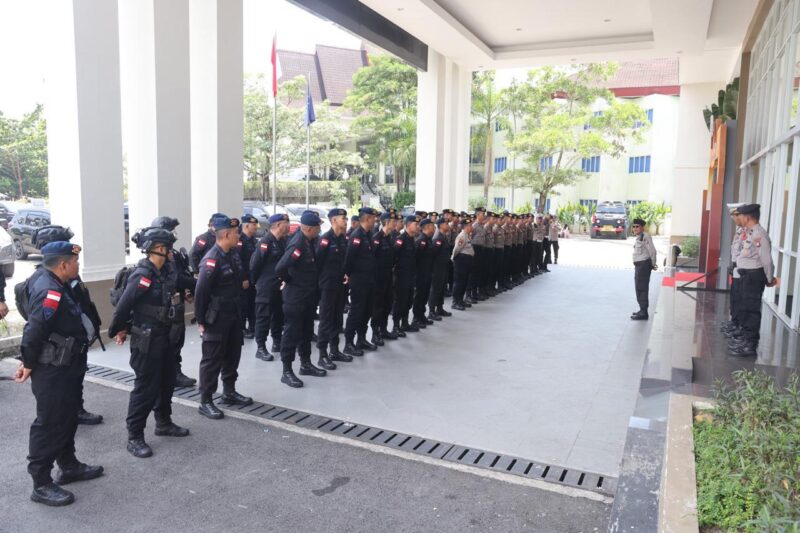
[468,196,487,211]
[703,78,739,131]
[515,202,533,214]
[680,236,700,258]
[627,201,671,235]
[393,190,415,210]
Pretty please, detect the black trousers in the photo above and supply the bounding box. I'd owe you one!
[393,280,414,324]
[281,299,316,361]
[199,316,243,397]
[345,280,375,340]
[428,265,448,310]
[530,242,539,272]
[470,245,484,291]
[493,248,503,287]
[738,268,767,343]
[317,286,345,349]
[446,261,454,291]
[28,354,86,487]
[413,275,432,319]
[634,259,653,313]
[241,286,256,333]
[371,275,393,331]
[255,291,283,348]
[127,331,176,437]
[551,241,559,263]
[543,238,552,265]
[453,254,474,303]
[729,276,740,324]
[502,246,511,283]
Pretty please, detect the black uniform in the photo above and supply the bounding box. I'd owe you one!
[276,230,318,363]
[237,233,257,335]
[166,250,196,373]
[315,229,346,350]
[428,230,452,312]
[343,226,376,343]
[371,228,395,335]
[190,230,216,272]
[194,244,244,399]
[413,233,435,322]
[392,232,416,327]
[21,270,90,487]
[109,259,183,438]
[250,232,286,350]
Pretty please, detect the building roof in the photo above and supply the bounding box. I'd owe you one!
[277,45,369,106]
[604,58,680,97]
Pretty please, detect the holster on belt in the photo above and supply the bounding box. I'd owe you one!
[38,332,85,367]
[130,325,153,353]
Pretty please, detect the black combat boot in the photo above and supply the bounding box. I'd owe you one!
[30,483,75,506]
[343,337,364,357]
[392,321,406,338]
[317,345,337,370]
[271,339,282,354]
[299,355,327,377]
[402,319,419,332]
[357,334,378,351]
[154,417,190,437]
[221,389,253,406]
[436,306,452,317]
[428,309,442,321]
[329,341,353,362]
[174,369,197,388]
[54,463,104,485]
[370,329,384,346]
[126,435,153,458]
[198,396,224,420]
[381,326,398,340]
[452,301,466,311]
[76,408,103,425]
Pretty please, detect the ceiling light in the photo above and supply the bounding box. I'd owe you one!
[676,50,683,54]
[398,7,404,11]
[515,27,522,31]
[604,18,611,22]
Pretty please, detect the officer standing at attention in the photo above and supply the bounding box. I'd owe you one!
[15,241,103,506]
[548,214,560,265]
[451,217,475,310]
[109,228,190,459]
[315,208,350,369]
[721,204,745,337]
[631,218,658,320]
[238,214,259,339]
[194,214,252,419]
[275,211,327,388]
[412,218,436,329]
[392,215,420,334]
[250,213,289,361]
[370,211,398,345]
[190,215,219,272]
[428,217,453,319]
[343,207,378,356]
[470,208,487,301]
[727,204,777,357]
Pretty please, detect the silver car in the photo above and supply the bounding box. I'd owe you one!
[0,225,16,278]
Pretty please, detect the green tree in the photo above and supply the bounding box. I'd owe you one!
[0,104,49,199]
[471,71,506,203]
[507,64,648,208]
[344,55,418,193]
[495,78,530,210]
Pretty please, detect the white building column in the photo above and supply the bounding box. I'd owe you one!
[671,82,724,239]
[119,0,192,248]
[415,49,472,211]
[45,0,125,281]
[189,0,243,234]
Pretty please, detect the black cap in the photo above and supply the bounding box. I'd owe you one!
[738,203,760,216]
[300,211,323,226]
[359,207,378,217]
[351,215,360,222]
[241,214,258,224]
[328,208,347,218]
[632,218,646,226]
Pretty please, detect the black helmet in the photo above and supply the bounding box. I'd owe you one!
[132,227,176,252]
[33,225,74,249]
[151,216,180,231]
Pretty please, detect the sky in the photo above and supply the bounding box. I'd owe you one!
[0,0,362,119]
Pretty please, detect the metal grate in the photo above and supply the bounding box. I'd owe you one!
[85,363,616,496]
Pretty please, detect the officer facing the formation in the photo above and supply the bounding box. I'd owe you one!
[276,210,327,388]
[428,217,452,319]
[250,213,290,361]
[631,218,658,320]
[238,214,259,339]
[548,215,560,265]
[15,242,103,507]
[727,204,777,357]
[109,227,190,459]
[190,215,219,272]
[451,217,475,310]
[194,214,252,419]
[343,207,378,356]
[721,204,745,338]
[315,208,350,369]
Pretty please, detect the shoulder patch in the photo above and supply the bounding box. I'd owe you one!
[373,239,380,246]
[320,238,329,247]
[395,238,403,246]
[138,277,152,289]
[754,237,761,247]
[420,240,427,247]
[43,290,61,310]
[260,242,269,250]
[197,238,206,246]
[292,248,302,259]
[435,240,442,246]
[457,238,464,246]
[236,241,243,247]
[206,259,217,269]
[353,237,361,246]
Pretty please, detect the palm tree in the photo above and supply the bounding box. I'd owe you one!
[499,79,529,210]
[472,71,506,203]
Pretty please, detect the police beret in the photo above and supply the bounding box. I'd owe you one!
[351,215,360,222]
[437,217,449,226]
[738,203,760,216]
[269,213,289,224]
[209,212,224,224]
[301,210,323,226]
[474,206,486,213]
[393,213,403,221]
[632,218,646,226]
[415,210,427,217]
[379,211,392,221]
[241,214,258,224]
[405,215,419,224]
[359,207,378,217]
[41,241,81,257]
[428,211,439,218]
[211,214,239,230]
[462,217,473,224]
[419,218,433,228]
[328,208,347,218]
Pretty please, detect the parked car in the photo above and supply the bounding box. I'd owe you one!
[591,201,628,239]
[0,226,16,277]
[0,202,15,230]
[284,204,331,234]
[8,207,51,259]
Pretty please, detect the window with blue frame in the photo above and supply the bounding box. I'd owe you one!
[495,120,502,131]
[584,110,603,130]
[539,156,553,171]
[634,109,654,128]
[534,198,551,212]
[581,155,601,173]
[628,155,651,173]
[494,156,508,173]
[493,197,506,209]
[579,199,597,208]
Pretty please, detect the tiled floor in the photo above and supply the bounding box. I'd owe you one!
[89,265,660,477]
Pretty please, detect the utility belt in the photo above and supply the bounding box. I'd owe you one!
[137,294,185,326]
[204,294,239,325]
[737,267,765,277]
[38,332,88,367]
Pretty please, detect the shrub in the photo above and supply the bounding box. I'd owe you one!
[681,236,700,258]
[393,190,415,210]
[468,196,487,210]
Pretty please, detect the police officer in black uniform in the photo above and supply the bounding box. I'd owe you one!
[370,211,398,345]
[343,207,378,356]
[315,208,350,369]
[392,215,419,334]
[428,217,453,319]
[109,228,191,458]
[276,211,327,388]
[238,214,259,339]
[190,215,219,272]
[412,218,436,328]
[15,241,103,506]
[250,213,290,361]
[194,214,252,419]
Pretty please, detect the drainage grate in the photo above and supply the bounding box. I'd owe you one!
[84,363,616,496]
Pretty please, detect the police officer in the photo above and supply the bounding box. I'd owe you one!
[392,215,419,334]
[276,211,327,388]
[428,217,453,319]
[631,218,658,320]
[451,217,475,310]
[470,208,487,301]
[316,208,350,369]
[190,215,219,272]
[534,215,547,274]
[151,216,197,388]
[109,228,190,458]
[371,211,398,345]
[548,215,560,265]
[250,213,289,361]
[195,214,252,419]
[343,207,378,356]
[492,213,505,292]
[721,204,745,336]
[728,204,777,357]
[412,218,436,328]
[238,214,259,339]
[15,241,103,506]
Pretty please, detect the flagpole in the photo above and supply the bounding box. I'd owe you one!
[306,74,312,209]
[272,99,277,211]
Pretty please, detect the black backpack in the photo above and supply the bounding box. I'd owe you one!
[109,266,135,307]
[14,278,32,321]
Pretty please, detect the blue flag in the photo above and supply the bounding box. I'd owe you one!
[305,77,316,127]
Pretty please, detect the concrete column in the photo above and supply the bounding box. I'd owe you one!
[415,49,472,211]
[45,0,125,281]
[119,0,192,249]
[189,0,243,234]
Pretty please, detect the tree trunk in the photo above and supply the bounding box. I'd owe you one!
[14,157,23,199]
[482,124,493,204]
[538,191,547,213]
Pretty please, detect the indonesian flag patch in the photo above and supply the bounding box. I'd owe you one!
[138,277,152,289]
[198,239,206,246]
[395,238,403,246]
[420,241,427,247]
[260,243,269,250]
[206,259,217,269]
[320,238,329,247]
[435,240,442,246]
[237,241,243,247]
[43,290,61,310]
[292,248,302,259]
[373,239,380,246]
[353,237,361,245]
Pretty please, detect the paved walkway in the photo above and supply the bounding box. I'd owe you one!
[0,380,611,532]
[89,265,660,478]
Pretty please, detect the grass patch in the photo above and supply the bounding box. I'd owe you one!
[694,370,800,532]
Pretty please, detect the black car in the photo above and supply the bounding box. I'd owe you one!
[8,207,51,259]
[591,202,628,239]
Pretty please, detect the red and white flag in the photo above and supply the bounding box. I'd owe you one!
[271,33,281,98]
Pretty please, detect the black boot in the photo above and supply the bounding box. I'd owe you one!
[54,463,104,485]
[343,339,364,357]
[436,307,452,317]
[271,340,281,353]
[329,343,353,362]
[76,408,103,425]
[381,327,398,340]
[411,317,427,329]
[126,436,153,458]
[428,310,442,322]
[243,329,255,339]
[154,419,190,437]
[371,331,385,346]
[317,346,337,370]
[452,301,466,311]
[174,370,197,388]
[299,357,327,377]
[256,344,274,361]
[357,336,378,351]
[198,397,224,420]
[30,483,75,506]
[401,319,419,332]
[631,310,649,321]
[221,389,253,406]
[281,369,304,388]
[392,322,406,338]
